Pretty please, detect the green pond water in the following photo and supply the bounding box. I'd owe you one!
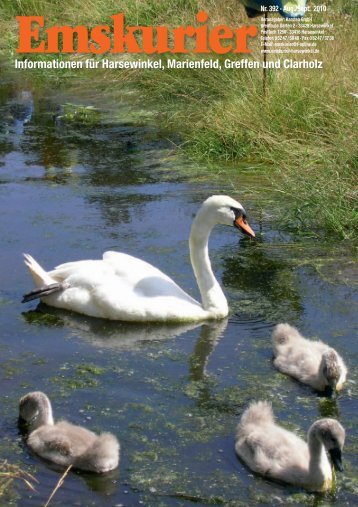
[0,72,357,506]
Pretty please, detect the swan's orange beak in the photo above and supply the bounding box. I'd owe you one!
[235,216,255,238]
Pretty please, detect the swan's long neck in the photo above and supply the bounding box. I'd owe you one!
[33,397,54,429]
[307,427,332,488]
[189,213,228,318]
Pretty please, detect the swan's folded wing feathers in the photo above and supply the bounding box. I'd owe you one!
[74,433,120,473]
[241,426,308,478]
[103,251,198,298]
[311,340,331,354]
[273,351,312,376]
[273,345,327,389]
[42,436,72,456]
[274,358,317,388]
[50,260,111,284]
[103,251,167,278]
[242,432,273,474]
[103,251,201,303]
[28,426,73,458]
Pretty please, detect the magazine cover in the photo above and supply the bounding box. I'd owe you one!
[0,1,356,505]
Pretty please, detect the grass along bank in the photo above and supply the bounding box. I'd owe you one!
[143,63,357,240]
[132,2,357,240]
[0,0,357,240]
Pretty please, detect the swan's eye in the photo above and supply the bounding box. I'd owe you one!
[230,206,243,219]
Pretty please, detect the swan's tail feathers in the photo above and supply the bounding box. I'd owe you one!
[23,253,56,287]
[21,282,68,303]
[272,323,302,346]
[237,401,274,437]
[75,434,120,473]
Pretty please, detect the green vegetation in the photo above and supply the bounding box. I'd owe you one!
[58,104,101,127]
[0,460,37,499]
[0,0,357,239]
[50,362,107,391]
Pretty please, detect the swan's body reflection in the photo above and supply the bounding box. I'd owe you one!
[23,305,228,357]
[189,319,228,381]
[28,458,120,496]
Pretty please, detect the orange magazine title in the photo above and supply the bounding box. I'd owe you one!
[16,11,258,54]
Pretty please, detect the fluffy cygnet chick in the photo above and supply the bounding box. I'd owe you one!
[272,323,347,394]
[235,401,345,491]
[19,391,119,473]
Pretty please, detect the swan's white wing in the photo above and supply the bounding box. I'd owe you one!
[103,251,169,280]
[52,251,199,302]
[102,251,191,294]
[103,251,199,302]
[47,251,204,321]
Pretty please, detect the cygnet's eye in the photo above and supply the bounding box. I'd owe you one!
[331,436,339,447]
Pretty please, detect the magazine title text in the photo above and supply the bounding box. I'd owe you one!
[16,11,258,54]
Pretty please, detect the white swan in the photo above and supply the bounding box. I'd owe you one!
[22,195,255,322]
[272,323,347,394]
[235,401,345,492]
[19,391,119,473]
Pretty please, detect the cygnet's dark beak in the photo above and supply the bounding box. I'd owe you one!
[329,447,344,472]
[234,216,255,238]
[324,385,335,398]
